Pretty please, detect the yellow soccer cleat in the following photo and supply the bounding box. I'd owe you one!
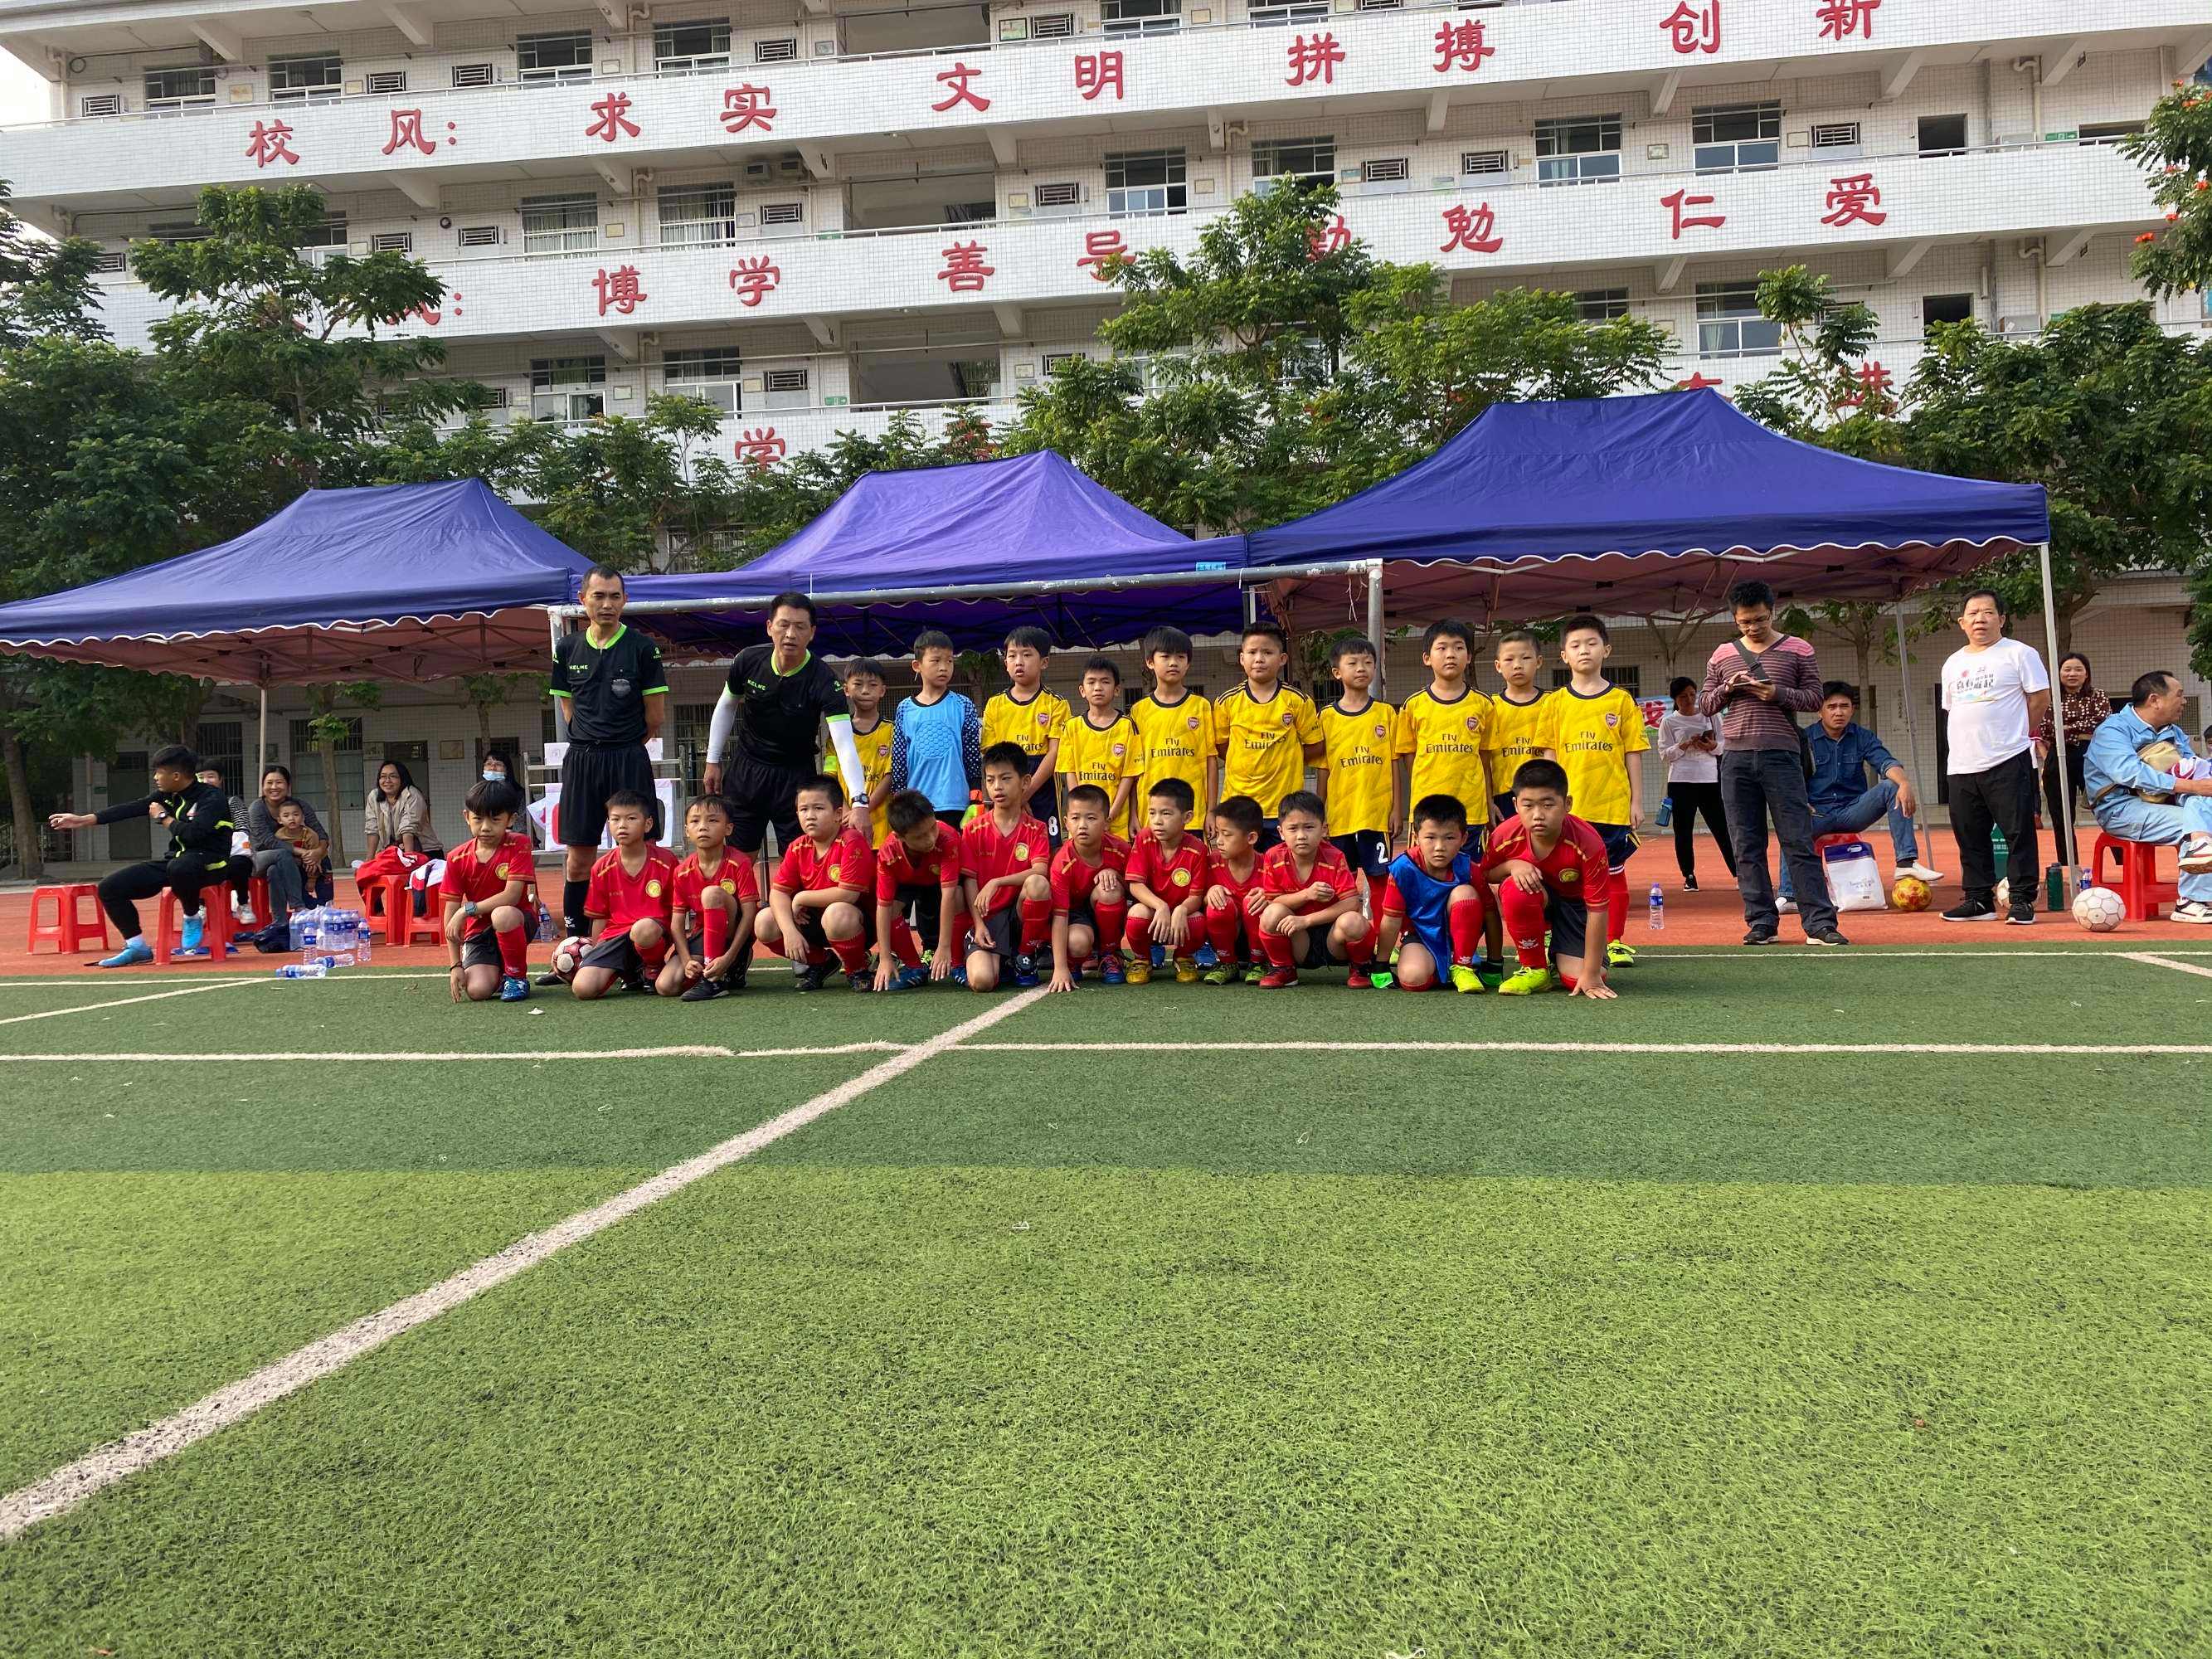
[1121,951,1152,986]
[1173,955,1200,984]
[1607,940,1636,968]
[1448,963,1486,995]
[1496,965,1558,996]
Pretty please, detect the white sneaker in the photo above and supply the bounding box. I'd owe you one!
[2172,900,2212,924]
[1775,897,1799,914]
[231,899,255,924]
[1894,862,1944,883]
[2178,836,2212,876]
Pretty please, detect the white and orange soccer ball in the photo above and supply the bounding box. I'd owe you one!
[2072,886,2125,933]
[551,935,591,980]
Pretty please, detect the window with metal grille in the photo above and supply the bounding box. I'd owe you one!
[365,70,407,95]
[517,30,593,81]
[665,345,743,380]
[1106,148,1187,216]
[659,182,737,246]
[287,718,367,825]
[1034,182,1083,209]
[1692,102,1780,173]
[1355,0,1402,10]
[654,17,731,69]
[1250,1,1327,25]
[1252,136,1336,189]
[79,92,124,117]
[1695,281,1782,358]
[1461,148,1510,176]
[1042,352,1083,372]
[755,37,799,62]
[1362,156,1409,182]
[457,224,503,248]
[532,356,607,389]
[760,202,805,226]
[1535,114,1621,185]
[1031,12,1076,35]
[520,192,598,255]
[143,66,215,106]
[1810,120,1861,151]
[762,367,809,392]
[1101,0,1179,36]
[1574,288,1629,322]
[370,231,414,253]
[270,54,342,102]
[951,358,1002,399]
[90,250,127,273]
[451,61,496,88]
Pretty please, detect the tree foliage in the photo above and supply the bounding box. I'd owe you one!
[2122,76,2212,299]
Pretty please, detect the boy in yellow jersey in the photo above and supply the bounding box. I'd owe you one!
[1394,617,1500,968]
[1552,612,1648,970]
[980,625,1069,845]
[1129,624,1218,834]
[1057,654,1143,832]
[827,659,894,844]
[1315,634,1400,906]
[1483,628,1559,825]
[1215,620,1322,849]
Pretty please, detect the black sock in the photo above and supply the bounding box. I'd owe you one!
[563,878,590,938]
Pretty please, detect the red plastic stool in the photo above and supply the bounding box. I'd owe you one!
[2091,833,2177,922]
[153,882,236,965]
[27,883,110,954]
[382,873,427,946]
[247,875,273,929]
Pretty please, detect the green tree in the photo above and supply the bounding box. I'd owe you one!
[1733,265,1893,441]
[2122,76,2212,299]
[1,179,106,347]
[306,683,382,864]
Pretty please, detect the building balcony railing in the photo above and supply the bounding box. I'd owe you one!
[4,0,2207,213]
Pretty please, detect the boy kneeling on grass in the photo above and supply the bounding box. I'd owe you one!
[1376,793,1490,995]
[873,788,968,992]
[1122,776,1210,985]
[572,791,690,1001]
[1482,759,1616,1000]
[442,780,537,1003]
[761,774,875,993]
[1047,782,1130,992]
[962,742,1053,991]
[1252,791,1379,990]
[671,794,760,1003]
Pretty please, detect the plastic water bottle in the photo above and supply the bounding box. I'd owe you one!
[275,958,333,980]
[1648,882,1665,932]
[289,906,323,953]
[322,910,357,968]
[1655,795,1674,829]
[535,902,557,943]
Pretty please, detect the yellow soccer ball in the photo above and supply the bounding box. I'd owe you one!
[1889,875,1932,912]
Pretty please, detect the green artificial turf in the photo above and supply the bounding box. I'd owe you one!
[5,1166,2206,1658]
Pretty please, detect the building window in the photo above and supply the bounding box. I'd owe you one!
[269,53,342,102]
[2078,120,2146,146]
[517,30,594,83]
[663,346,743,414]
[1691,102,1780,173]
[1696,282,1782,358]
[369,231,414,254]
[143,65,216,107]
[1574,288,1629,322]
[365,70,407,95]
[1252,136,1335,191]
[519,192,599,255]
[659,182,737,246]
[298,215,348,250]
[530,356,608,421]
[1461,148,1511,178]
[1922,293,1973,331]
[1101,0,1180,35]
[286,718,367,825]
[1106,149,1188,216]
[1917,113,1968,156]
[654,17,732,69]
[1810,120,1862,154]
[1249,0,1327,25]
[1534,115,1621,186]
[148,220,211,244]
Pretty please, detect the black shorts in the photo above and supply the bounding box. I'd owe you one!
[1492,792,1517,826]
[723,754,809,857]
[1586,821,1640,873]
[891,882,948,945]
[972,903,1034,970]
[785,910,830,958]
[579,932,665,980]
[1023,757,1061,848]
[1543,894,1592,962]
[1256,820,1282,853]
[460,929,504,971]
[1330,830,1389,882]
[557,742,655,849]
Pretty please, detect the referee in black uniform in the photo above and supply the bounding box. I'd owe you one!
[702,591,869,864]
[550,565,668,940]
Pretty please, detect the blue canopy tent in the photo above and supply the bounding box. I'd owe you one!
[615,450,1254,656]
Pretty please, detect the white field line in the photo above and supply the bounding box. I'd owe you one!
[0,979,264,1028]
[2122,951,2212,981]
[0,1042,913,1064]
[961,1039,2212,1058]
[0,988,1046,1543]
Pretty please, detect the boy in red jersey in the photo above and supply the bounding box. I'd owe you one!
[1201,793,1268,985]
[761,774,875,992]
[1484,758,1616,999]
[1047,783,1130,992]
[572,790,688,1001]
[441,780,537,1003]
[873,788,966,992]
[963,742,1053,991]
[1122,776,1210,985]
[1252,790,1378,989]
[673,795,760,1003]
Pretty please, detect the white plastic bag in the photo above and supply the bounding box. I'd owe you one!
[1821,839,1886,912]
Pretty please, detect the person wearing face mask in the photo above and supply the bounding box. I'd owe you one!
[479,750,538,846]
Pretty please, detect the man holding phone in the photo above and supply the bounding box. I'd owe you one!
[1698,579,1846,947]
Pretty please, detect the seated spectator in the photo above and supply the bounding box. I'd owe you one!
[1779,681,1942,913]
[240,764,329,947]
[197,763,258,922]
[46,743,239,967]
[275,800,335,903]
[2085,670,2212,924]
[357,758,445,915]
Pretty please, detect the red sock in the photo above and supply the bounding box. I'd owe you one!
[1018,895,1052,956]
[1497,883,1550,968]
[829,932,868,975]
[497,922,529,978]
[1342,918,1375,966]
[1205,899,1242,960]
[1607,880,1628,946]
[1125,911,1152,956]
[702,902,730,966]
[1093,901,1127,961]
[889,920,922,968]
[1447,892,1485,965]
[1261,927,1297,969]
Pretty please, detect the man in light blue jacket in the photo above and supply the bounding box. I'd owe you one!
[2085,669,2212,923]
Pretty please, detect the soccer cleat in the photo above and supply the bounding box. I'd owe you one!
[848,970,874,991]
[1895,862,1946,883]
[792,962,828,993]
[2005,906,2036,927]
[1607,940,1636,968]
[1942,900,1999,922]
[95,940,155,970]
[1806,928,1850,947]
[1256,967,1300,990]
[1244,961,1266,986]
[1345,966,1375,990]
[1495,965,1557,995]
[1476,959,1506,991]
[535,971,566,987]
[1013,951,1041,989]
[1448,963,1485,995]
[727,961,751,993]
[892,965,931,992]
[948,966,970,987]
[498,975,531,1001]
[1098,955,1126,986]
[2171,899,2212,924]
[1742,928,1777,946]
[1172,956,1200,985]
[1367,970,1395,991]
[1201,963,1237,986]
[1194,942,1218,969]
[679,975,728,1003]
[1121,951,1152,987]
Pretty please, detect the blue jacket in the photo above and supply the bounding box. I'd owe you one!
[1806,721,1901,814]
[2085,705,2197,805]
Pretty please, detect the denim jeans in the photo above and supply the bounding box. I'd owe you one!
[1720,748,1836,934]
[1777,780,1918,898]
[2093,792,2212,905]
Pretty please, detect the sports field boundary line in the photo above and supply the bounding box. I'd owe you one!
[0,978,265,1027]
[960,1039,2212,1057]
[0,988,1044,1543]
[0,1041,914,1064]
[2122,951,2212,981]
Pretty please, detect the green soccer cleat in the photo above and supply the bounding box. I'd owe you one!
[1607,940,1636,968]
[1200,963,1237,986]
[1496,965,1558,996]
[1448,962,1486,995]
[1243,961,1266,985]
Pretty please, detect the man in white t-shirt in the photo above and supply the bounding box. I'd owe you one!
[1939,588,2050,923]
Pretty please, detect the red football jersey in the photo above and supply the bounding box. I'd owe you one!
[1125,830,1209,909]
[962,810,1048,915]
[774,828,875,897]
[1048,839,1125,913]
[440,833,534,937]
[875,820,964,901]
[586,844,680,939]
[1483,815,1615,912]
[1258,841,1357,912]
[1208,849,1266,912]
[673,849,759,917]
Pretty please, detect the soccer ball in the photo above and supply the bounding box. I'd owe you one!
[551,935,591,981]
[2072,886,2125,933]
[1890,875,1932,912]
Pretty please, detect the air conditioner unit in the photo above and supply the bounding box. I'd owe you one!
[79,92,124,117]
[744,160,772,182]
[773,153,806,178]
[1996,314,2044,335]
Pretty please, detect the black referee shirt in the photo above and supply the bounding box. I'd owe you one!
[551,624,667,745]
[726,644,848,772]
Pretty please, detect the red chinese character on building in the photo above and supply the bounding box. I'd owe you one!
[1074,51,1125,102]
[728,256,781,308]
[1077,229,1130,280]
[1439,202,1503,254]
[382,108,436,158]
[1677,372,1726,391]
[939,241,994,293]
[932,61,989,112]
[592,265,648,317]
[1660,0,1720,56]
[1661,187,1726,239]
[1431,20,1495,75]
[244,119,299,168]
[585,91,640,144]
[1814,0,1879,41]
[719,85,776,134]
[734,427,787,465]
[1308,215,1351,258]
[1838,360,1894,407]
[1285,32,1344,89]
[1820,173,1886,227]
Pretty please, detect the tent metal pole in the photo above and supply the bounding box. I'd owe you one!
[256,685,268,774]
[1242,586,1258,628]
[2036,540,2077,885]
[547,609,568,744]
[1892,599,1923,860]
[1365,562,1387,700]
